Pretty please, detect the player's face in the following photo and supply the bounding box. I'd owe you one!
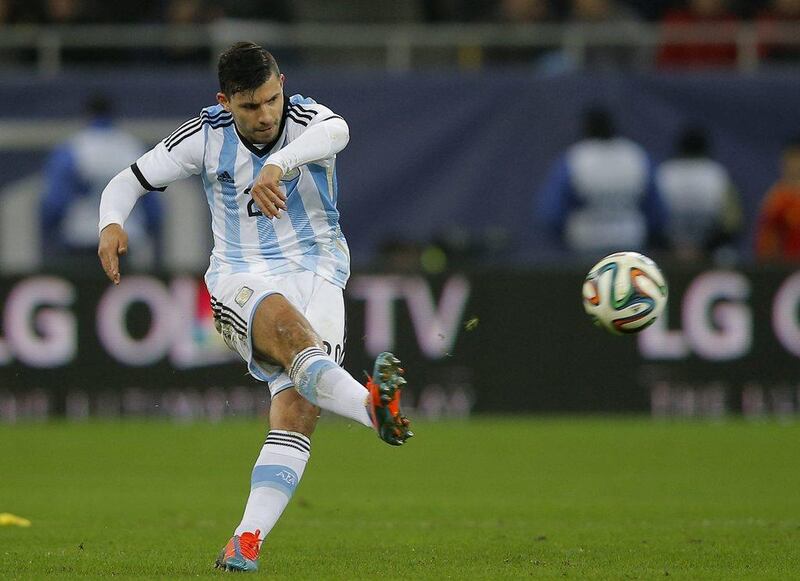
[217,73,285,144]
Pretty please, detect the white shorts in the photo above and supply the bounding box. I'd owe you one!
[209,270,345,398]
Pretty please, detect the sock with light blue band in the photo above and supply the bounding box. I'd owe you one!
[288,347,336,404]
[234,430,310,538]
[251,464,300,496]
[288,347,373,427]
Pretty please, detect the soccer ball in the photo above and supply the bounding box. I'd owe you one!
[582,252,668,335]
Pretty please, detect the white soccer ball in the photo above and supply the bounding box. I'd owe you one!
[582,251,668,335]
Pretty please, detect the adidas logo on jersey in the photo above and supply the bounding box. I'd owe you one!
[217,171,234,184]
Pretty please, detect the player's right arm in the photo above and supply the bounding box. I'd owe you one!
[754,186,784,260]
[98,119,204,284]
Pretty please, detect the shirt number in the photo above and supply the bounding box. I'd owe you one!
[244,187,263,217]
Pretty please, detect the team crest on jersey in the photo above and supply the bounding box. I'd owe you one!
[281,168,301,182]
[234,286,254,307]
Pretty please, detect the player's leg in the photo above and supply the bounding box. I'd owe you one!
[297,276,414,446]
[249,293,374,428]
[235,388,318,540]
[253,285,413,445]
[216,389,318,572]
[213,275,411,571]
[209,275,412,441]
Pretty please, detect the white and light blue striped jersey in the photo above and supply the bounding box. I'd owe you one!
[538,136,666,253]
[656,158,732,248]
[129,94,350,289]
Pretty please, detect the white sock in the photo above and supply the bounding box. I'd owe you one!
[288,347,373,428]
[234,430,310,539]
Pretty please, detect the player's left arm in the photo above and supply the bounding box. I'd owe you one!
[98,120,203,283]
[754,187,783,259]
[642,158,668,248]
[249,106,349,218]
[40,145,81,241]
[536,155,573,244]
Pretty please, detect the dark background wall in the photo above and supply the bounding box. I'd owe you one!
[2,69,798,265]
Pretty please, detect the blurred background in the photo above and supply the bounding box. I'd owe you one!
[1,0,800,422]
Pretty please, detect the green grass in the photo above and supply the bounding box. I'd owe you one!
[1,417,799,579]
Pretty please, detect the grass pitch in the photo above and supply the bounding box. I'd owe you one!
[1,416,799,579]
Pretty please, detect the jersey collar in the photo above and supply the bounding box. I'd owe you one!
[234,96,289,158]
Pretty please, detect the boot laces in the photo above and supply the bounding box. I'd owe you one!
[238,530,261,561]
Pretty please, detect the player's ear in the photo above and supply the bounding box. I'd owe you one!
[279,73,285,88]
[216,92,231,112]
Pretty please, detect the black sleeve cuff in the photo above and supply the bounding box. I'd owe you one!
[131,163,167,192]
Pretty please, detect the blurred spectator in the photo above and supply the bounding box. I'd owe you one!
[166,0,207,24]
[536,107,666,255]
[498,0,552,21]
[40,95,161,271]
[23,0,94,25]
[5,0,90,24]
[757,0,800,64]
[213,0,294,21]
[621,0,676,21]
[0,0,13,22]
[160,0,212,64]
[0,0,26,65]
[755,137,800,262]
[572,0,633,21]
[568,0,646,70]
[22,0,126,62]
[42,0,87,23]
[656,125,742,262]
[657,0,740,69]
[422,0,489,21]
[93,1,162,23]
[482,0,558,67]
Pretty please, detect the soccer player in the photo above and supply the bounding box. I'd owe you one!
[96,41,413,573]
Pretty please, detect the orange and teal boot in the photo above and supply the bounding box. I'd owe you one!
[214,529,261,572]
[366,352,414,446]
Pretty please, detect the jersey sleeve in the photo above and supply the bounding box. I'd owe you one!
[130,119,205,191]
[286,96,345,133]
[268,97,349,174]
[755,187,784,258]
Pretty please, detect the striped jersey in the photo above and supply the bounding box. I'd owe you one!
[130,94,350,290]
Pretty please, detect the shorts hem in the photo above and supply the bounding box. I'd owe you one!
[245,290,281,383]
[270,384,295,399]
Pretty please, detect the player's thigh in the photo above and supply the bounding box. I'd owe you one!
[208,272,306,382]
[250,293,324,366]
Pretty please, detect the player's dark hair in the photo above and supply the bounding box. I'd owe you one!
[218,42,280,97]
[85,93,112,118]
[676,126,710,158]
[582,107,615,140]
[784,135,800,151]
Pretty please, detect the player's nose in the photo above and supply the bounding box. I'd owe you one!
[256,105,270,121]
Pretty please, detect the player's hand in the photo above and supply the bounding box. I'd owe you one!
[250,163,287,219]
[98,223,128,285]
